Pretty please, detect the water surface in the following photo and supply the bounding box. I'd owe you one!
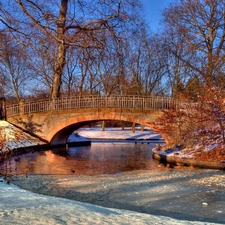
[0,141,160,175]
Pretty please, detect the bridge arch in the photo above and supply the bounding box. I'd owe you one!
[48,112,168,146]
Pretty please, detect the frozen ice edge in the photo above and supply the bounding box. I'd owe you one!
[0,179,222,225]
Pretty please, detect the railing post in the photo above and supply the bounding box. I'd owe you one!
[78,96,80,109]
[0,98,6,120]
[49,98,56,110]
[19,99,25,115]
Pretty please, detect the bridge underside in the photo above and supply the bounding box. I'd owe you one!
[7,108,171,146]
[50,120,100,145]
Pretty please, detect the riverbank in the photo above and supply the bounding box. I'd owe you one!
[0,121,45,154]
[152,148,225,170]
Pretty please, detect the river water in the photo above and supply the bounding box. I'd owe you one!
[0,141,160,175]
[1,141,225,224]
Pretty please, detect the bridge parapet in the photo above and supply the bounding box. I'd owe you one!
[6,95,192,118]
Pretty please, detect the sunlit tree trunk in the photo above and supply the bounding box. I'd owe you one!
[132,122,135,133]
[101,121,105,131]
[51,0,68,99]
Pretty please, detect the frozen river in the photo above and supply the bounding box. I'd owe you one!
[10,167,225,224]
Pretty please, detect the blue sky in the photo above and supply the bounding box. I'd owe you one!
[141,0,173,31]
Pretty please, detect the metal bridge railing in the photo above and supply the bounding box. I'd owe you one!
[5,95,189,118]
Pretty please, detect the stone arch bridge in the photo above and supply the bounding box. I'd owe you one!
[4,96,188,146]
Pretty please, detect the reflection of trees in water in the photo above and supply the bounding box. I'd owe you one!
[2,143,158,175]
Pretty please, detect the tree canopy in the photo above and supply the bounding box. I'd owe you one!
[1,0,225,102]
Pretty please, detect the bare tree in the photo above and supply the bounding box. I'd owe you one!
[0,33,32,101]
[162,0,225,89]
[61,47,79,96]
[123,28,168,96]
[29,38,56,96]
[1,0,142,99]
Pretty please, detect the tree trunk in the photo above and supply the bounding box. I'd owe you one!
[101,121,105,131]
[51,44,67,99]
[121,121,125,130]
[51,0,68,99]
[132,122,135,133]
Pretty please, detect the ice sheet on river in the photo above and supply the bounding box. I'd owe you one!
[0,178,223,225]
[0,179,221,225]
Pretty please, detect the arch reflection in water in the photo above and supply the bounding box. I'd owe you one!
[2,142,160,175]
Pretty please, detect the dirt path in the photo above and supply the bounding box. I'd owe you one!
[11,168,225,224]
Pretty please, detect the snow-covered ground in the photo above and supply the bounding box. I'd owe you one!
[0,121,45,153]
[68,127,162,142]
[0,178,222,225]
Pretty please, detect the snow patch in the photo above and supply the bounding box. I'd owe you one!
[0,121,45,153]
[68,127,162,141]
[203,144,218,152]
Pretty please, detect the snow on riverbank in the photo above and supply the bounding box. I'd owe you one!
[68,127,162,142]
[0,121,45,153]
[0,178,222,225]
